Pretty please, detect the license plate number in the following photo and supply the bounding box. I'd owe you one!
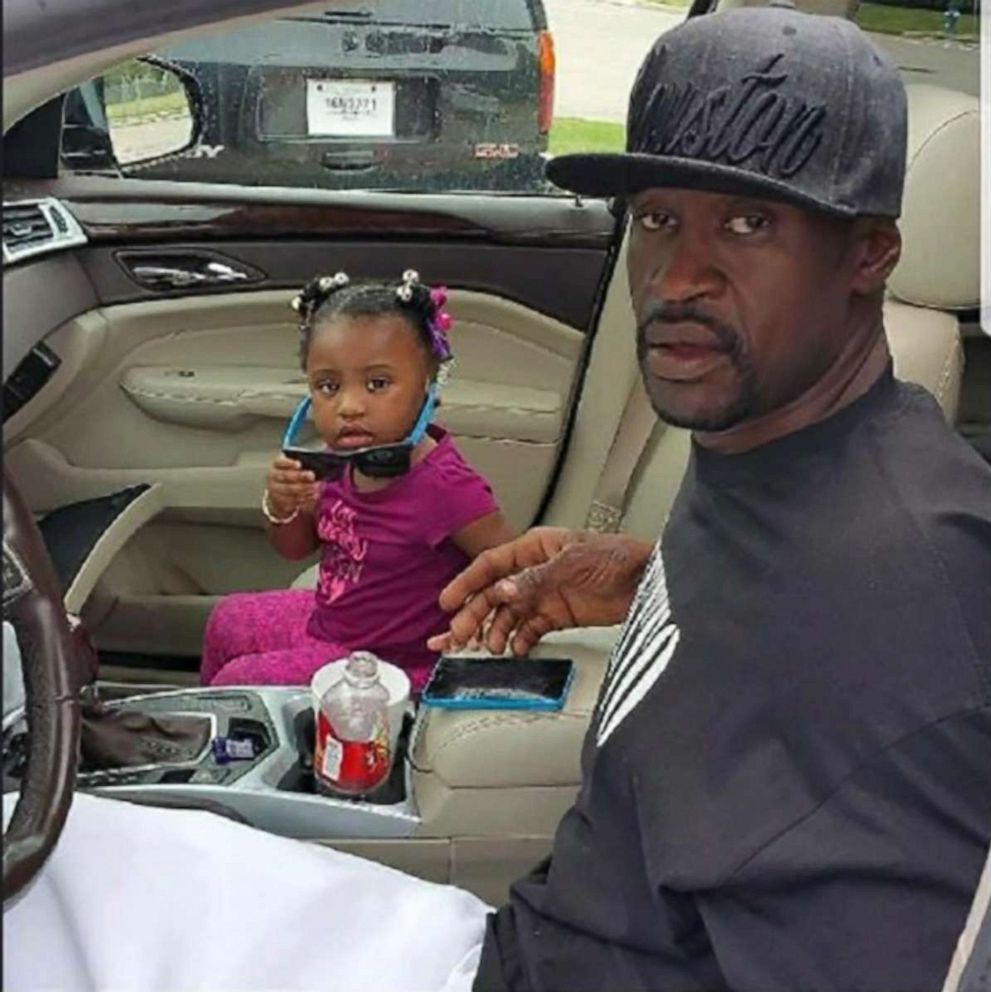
[306,79,395,137]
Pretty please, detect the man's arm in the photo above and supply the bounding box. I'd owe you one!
[429,527,653,655]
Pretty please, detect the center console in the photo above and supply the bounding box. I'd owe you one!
[4,633,613,903]
[77,687,420,840]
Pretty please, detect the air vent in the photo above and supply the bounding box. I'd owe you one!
[2,198,87,266]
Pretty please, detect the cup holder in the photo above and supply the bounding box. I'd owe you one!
[276,707,412,806]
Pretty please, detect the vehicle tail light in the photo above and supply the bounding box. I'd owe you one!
[537,30,555,135]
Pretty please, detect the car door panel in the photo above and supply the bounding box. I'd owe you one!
[2,252,99,370]
[5,289,582,656]
[9,286,581,505]
[4,181,619,662]
[120,365,566,444]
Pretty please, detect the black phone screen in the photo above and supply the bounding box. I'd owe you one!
[423,656,574,709]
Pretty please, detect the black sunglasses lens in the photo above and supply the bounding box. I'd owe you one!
[284,447,347,481]
[357,445,410,478]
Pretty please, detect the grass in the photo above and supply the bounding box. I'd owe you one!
[855,2,979,37]
[106,89,188,123]
[646,0,978,37]
[549,117,626,156]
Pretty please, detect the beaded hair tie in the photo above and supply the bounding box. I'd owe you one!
[396,269,453,363]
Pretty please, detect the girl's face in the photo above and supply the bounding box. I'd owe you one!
[305,313,434,450]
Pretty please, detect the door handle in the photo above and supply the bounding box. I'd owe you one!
[321,150,377,172]
[118,252,264,291]
[130,265,211,289]
[129,262,251,290]
[202,261,252,283]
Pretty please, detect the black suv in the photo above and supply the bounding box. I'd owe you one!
[88,0,555,193]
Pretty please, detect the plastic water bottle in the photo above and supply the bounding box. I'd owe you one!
[314,651,392,796]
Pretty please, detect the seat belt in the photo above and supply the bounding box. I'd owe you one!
[585,376,658,533]
[942,843,991,992]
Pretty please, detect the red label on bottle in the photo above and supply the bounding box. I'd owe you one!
[314,710,391,795]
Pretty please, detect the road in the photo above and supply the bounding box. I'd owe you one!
[544,0,683,121]
[872,32,980,96]
[543,0,979,122]
[112,117,192,165]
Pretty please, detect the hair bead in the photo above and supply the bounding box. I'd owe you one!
[292,271,454,374]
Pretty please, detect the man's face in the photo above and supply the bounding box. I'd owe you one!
[627,188,860,431]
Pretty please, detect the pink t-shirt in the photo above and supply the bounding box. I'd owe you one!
[306,426,498,691]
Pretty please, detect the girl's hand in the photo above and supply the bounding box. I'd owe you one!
[266,455,318,518]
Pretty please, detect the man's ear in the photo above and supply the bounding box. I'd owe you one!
[850,219,901,296]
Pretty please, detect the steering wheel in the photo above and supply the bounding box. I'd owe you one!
[2,474,81,902]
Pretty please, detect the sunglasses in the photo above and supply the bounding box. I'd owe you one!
[282,383,438,481]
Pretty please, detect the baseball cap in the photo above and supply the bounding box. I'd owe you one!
[546,6,908,218]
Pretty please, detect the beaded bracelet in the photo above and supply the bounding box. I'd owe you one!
[262,489,299,525]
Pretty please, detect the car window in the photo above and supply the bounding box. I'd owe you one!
[58,1,559,195]
[56,0,977,198]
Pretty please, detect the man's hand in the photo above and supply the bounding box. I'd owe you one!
[428,527,653,656]
[266,455,318,518]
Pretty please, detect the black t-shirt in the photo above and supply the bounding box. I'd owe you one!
[475,370,991,992]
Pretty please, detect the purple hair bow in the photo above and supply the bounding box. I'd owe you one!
[397,270,454,363]
[428,285,454,362]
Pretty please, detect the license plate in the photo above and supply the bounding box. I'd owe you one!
[306,79,395,137]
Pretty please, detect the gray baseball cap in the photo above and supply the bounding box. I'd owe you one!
[546,6,907,218]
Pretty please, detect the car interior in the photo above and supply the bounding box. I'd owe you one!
[2,0,988,977]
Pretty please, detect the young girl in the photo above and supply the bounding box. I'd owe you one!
[200,270,514,692]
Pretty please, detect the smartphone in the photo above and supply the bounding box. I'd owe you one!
[421,656,575,711]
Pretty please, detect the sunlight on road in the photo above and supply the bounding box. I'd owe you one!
[544,0,684,121]
[543,0,978,124]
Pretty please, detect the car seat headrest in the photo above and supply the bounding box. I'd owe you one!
[888,84,979,311]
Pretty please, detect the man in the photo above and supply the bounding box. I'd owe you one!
[430,6,991,990]
[4,7,989,992]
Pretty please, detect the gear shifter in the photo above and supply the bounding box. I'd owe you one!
[79,700,212,772]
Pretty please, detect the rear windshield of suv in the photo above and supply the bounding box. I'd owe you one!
[64,2,559,195]
[285,1,546,31]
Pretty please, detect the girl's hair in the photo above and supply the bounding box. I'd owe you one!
[291,270,453,375]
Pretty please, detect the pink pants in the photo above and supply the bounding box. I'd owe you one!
[200,590,349,687]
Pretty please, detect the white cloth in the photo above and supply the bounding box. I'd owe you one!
[3,792,489,992]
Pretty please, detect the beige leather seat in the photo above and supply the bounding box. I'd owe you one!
[407,81,980,842]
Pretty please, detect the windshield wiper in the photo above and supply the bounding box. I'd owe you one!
[290,9,374,22]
